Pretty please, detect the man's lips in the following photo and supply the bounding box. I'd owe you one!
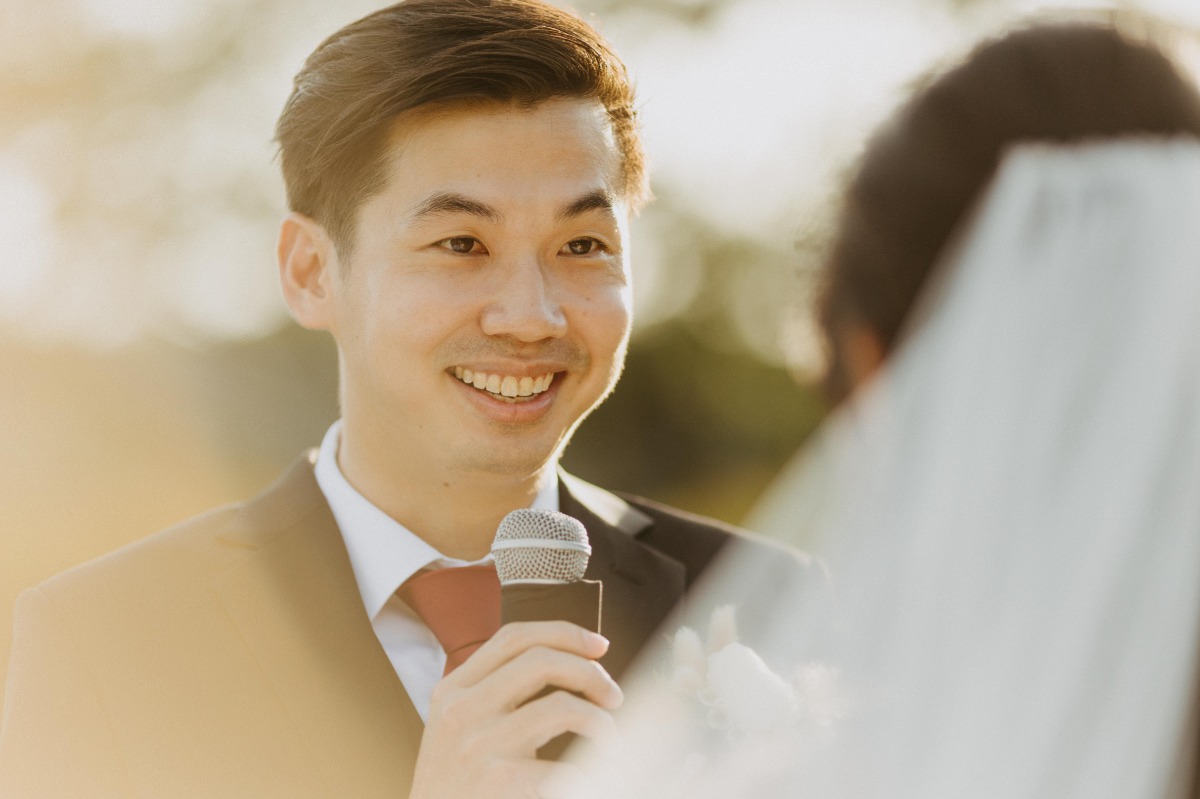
[451,366,558,403]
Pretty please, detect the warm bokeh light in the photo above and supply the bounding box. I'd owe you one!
[3,0,1196,352]
[79,0,209,37]
[0,159,55,320]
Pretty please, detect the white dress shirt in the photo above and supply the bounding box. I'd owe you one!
[313,420,558,721]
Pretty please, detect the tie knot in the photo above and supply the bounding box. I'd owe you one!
[399,564,501,675]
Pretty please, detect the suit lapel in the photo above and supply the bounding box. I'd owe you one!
[206,458,688,793]
[214,455,423,797]
[559,471,688,680]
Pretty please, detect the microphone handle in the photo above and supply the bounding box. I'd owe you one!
[499,579,602,634]
[499,579,603,761]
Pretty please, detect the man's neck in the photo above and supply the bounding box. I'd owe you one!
[336,432,556,561]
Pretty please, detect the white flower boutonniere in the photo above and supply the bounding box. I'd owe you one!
[668,605,848,738]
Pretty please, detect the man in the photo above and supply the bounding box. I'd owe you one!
[0,1,808,796]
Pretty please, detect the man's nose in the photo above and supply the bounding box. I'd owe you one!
[479,257,568,341]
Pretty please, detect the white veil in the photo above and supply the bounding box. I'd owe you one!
[564,139,1200,799]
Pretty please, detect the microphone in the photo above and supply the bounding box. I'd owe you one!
[492,509,604,761]
[492,509,602,634]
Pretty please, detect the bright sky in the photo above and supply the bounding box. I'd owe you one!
[608,0,960,234]
[610,0,1200,234]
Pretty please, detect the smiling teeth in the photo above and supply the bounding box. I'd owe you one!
[454,367,555,398]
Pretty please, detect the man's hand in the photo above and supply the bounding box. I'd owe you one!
[408,621,622,799]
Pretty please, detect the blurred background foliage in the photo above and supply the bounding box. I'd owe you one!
[2,0,1198,700]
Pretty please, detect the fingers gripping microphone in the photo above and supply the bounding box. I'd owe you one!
[492,509,604,761]
[492,509,602,634]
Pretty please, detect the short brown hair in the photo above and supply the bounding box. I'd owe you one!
[275,0,647,255]
[817,15,1200,401]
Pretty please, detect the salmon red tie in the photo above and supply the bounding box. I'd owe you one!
[399,564,502,675]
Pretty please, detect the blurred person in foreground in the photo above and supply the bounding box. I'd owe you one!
[567,13,1200,799]
[0,1,810,797]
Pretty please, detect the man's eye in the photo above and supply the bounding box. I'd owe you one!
[440,237,483,254]
[562,238,602,256]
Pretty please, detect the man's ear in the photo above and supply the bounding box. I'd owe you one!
[278,212,339,331]
[842,323,886,390]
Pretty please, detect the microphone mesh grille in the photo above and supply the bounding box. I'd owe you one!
[492,509,590,584]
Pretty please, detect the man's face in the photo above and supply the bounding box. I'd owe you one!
[326,98,633,480]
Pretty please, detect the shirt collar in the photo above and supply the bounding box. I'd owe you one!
[312,420,559,619]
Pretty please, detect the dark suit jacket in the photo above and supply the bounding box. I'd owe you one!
[0,453,809,798]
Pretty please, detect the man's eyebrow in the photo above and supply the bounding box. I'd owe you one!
[559,190,615,220]
[408,192,502,223]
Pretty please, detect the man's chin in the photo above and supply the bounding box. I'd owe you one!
[444,398,595,478]
[451,439,564,480]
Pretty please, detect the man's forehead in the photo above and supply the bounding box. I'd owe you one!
[385,95,612,134]
[382,98,617,166]
[374,97,629,209]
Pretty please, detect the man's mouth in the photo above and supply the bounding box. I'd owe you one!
[453,367,557,404]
